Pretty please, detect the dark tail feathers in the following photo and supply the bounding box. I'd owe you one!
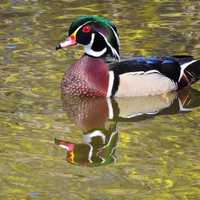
[178,60,200,89]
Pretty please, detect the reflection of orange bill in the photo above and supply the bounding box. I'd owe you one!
[67,151,75,164]
[55,138,75,164]
[55,138,74,151]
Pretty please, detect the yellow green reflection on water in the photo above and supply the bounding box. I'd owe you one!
[0,0,200,200]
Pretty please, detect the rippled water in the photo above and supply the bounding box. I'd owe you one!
[0,0,200,199]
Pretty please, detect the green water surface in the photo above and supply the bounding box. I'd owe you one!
[0,0,200,199]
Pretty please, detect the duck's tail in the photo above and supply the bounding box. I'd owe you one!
[175,56,200,89]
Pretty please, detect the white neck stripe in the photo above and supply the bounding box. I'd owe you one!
[98,32,120,61]
[73,21,92,35]
[109,25,120,47]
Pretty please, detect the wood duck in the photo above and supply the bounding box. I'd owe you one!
[56,16,200,97]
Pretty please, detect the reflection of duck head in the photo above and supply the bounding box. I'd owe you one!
[56,88,200,166]
[55,124,118,167]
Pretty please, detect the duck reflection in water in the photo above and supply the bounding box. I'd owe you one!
[55,88,200,166]
[55,97,119,166]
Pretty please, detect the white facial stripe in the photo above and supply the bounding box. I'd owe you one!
[73,20,120,47]
[72,21,92,35]
[84,33,107,57]
[72,20,120,60]
[109,25,120,47]
[98,32,120,61]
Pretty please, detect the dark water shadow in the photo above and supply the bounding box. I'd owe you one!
[55,87,200,167]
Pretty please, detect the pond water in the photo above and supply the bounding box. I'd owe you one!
[0,0,200,199]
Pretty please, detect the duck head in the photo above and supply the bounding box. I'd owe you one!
[56,16,120,61]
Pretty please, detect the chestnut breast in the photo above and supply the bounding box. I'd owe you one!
[61,55,109,97]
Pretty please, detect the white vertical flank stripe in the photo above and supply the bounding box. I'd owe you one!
[106,98,114,119]
[107,71,114,97]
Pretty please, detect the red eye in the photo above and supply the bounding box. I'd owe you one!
[82,25,91,33]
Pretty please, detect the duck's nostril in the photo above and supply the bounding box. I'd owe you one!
[56,44,61,50]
